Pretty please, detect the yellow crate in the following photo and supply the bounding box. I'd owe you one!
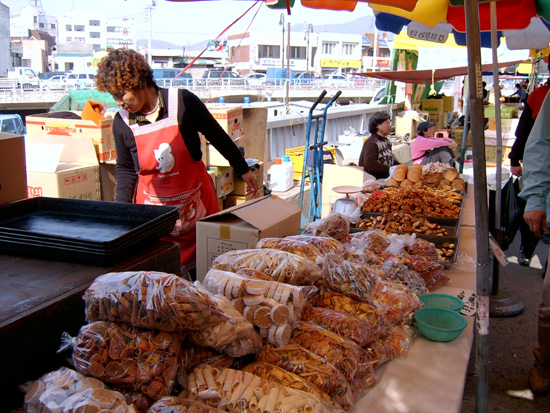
[285,146,337,181]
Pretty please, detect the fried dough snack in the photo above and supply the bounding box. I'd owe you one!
[23,367,135,413]
[286,235,351,258]
[317,254,379,301]
[71,321,181,401]
[371,280,423,325]
[188,294,262,357]
[255,237,323,263]
[409,255,449,291]
[179,342,236,374]
[301,306,382,347]
[291,321,366,382]
[363,325,414,368]
[256,344,355,408]
[314,291,388,327]
[212,249,322,285]
[183,365,338,413]
[149,396,225,412]
[301,212,351,240]
[242,361,333,406]
[346,229,390,255]
[84,271,228,332]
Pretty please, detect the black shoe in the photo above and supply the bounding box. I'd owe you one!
[518,253,531,267]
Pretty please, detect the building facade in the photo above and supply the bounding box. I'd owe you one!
[0,3,10,76]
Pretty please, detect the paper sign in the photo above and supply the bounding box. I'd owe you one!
[407,22,452,44]
[488,233,509,267]
[456,289,477,316]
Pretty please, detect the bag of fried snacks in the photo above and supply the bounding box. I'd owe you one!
[188,294,262,358]
[301,212,351,241]
[364,325,415,368]
[291,321,366,382]
[179,342,236,374]
[148,395,225,412]
[22,367,136,413]
[371,280,423,325]
[350,362,377,396]
[317,253,380,301]
[286,235,351,258]
[84,271,229,332]
[64,321,181,401]
[346,229,391,255]
[301,306,382,347]
[256,344,355,408]
[408,255,449,291]
[242,362,336,407]
[313,291,389,328]
[182,364,336,413]
[212,249,321,285]
[255,237,323,263]
[380,258,428,296]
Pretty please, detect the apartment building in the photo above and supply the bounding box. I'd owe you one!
[9,5,57,43]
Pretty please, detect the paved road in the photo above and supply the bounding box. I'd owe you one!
[461,232,550,412]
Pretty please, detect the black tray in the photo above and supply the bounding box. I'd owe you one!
[415,235,460,268]
[0,197,179,265]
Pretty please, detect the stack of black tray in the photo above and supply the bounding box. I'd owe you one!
[0,197,179,266]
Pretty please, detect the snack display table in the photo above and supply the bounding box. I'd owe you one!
[352,188,477,412]
[0,240,180,410]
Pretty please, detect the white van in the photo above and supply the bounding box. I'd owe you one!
[7,67,40,89]
[65,73,96,89]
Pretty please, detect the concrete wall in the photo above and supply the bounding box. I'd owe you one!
[0,4,10,77]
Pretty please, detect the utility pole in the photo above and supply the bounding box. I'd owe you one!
[147,0,156,66]
[279,14,285,76]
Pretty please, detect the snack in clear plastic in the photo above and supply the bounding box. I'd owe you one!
[346,229,391,255]
[179,342,236,374]
[256,343,355,408]
[286,234,351,258]
[313,291,389,327]
[371,280,423,325]
[22,367,135,413]
[408,255,450,291]
[363,325,415,368]
[69,321,181,401]
[256,237,323,263]
[84,271,228,332]
[301,212,351,241]
[148,395,225,412]
[301,306,382,347]
[380,257,428,296]
[211,249,322,285]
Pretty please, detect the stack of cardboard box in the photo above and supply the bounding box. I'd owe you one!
[0,133,27,205]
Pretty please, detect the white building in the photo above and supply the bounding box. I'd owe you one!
[57,11,136,52]
[0,3,10,76]
[9,5,57,43]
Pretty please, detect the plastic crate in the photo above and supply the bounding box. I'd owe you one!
[483,105,518,119]
[285,145,337,181]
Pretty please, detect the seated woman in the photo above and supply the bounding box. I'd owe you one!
[411,122,457,166]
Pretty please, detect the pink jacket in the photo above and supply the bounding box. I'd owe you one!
[411,136,455,164]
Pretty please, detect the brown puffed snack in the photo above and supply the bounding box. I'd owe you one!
[286,235,351,258]
[149,396,226,412]
[72,321,181,402]
[84,271,229,332]
[392,164,408,181]
[407,164,423,183]
[443,167,460,181]
[386,178,400,187]
[179,342,235,374]
[452,177,466,191]
[256,237,323,263]
[400,178,414,187]
[438,178,452,190]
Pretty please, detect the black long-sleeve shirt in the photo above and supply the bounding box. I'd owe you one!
[113,88,249,202]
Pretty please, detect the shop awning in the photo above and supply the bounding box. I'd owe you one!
[362,36,372,46]
[353,59,524,84]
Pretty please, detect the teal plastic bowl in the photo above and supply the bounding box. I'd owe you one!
[415,307,467,342]
[418,293,464,313]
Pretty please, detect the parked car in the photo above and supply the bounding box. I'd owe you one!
[198,69,246,87]
[0,114,26,135]
[7,67,40,90]
[245,73,267,87]
[65,73,95,89]
[152,68,193,87]
[266,68,295,86]
[40,74,67,91]
[368,86,389,106]
[322,73,353,88]
[294,71,322,87]
[38,71,67,80]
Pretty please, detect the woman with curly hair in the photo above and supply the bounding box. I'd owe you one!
[95,48,259,276]
[358,111,399,179]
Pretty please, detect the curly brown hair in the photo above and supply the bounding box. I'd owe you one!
[95,48,155,95]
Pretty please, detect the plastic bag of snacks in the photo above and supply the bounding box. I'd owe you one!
[371,280,423,325]
[212,249,321,285]
[188,294,263,357]
[67,321,181,402]
[317,254,379,301]
[301,212,351,241]
[148,395,225,412]
[182,364,337,413]
[408,255,449,291]
[22,367,135,413]
[256,344,355,408]
[84,271,228,332]
[179,342,236,375]
[285,235,351,258]
[380,258,428,296]
[363,324,415,368]
[242,362,334,406]
[256,237,323,263]
[346,229,391,255]
[301,306,382,347]
[291,321,366,382]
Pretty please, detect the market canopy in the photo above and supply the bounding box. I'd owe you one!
[353,60,525,84]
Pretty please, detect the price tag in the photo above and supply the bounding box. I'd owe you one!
[456,289,477,316]
[488,233,509,267]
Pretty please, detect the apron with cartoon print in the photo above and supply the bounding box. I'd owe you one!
[119,89,219,267]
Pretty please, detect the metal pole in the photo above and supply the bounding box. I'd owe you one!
[147,0,154,66]
[279,14,285,75]
[286,21,291,112]
[464,0,490,411]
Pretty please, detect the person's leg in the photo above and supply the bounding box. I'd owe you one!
[529,246,550,393]
[519,219,540,266]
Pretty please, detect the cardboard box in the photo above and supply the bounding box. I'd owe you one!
[394,114,419,139]
[321,164,370,218]
[421,99,445,129]
[488,118,519,134]
[203,105,245,167]
[99,161,116,201]
[442,96,454,112]
[196,195,301,281]
[0,133,27,205]
[232,162,263,196]
[484,132,515,166]
[208,166,234,198]
[25,135,100,200]
[223,193,257,209]
[25,112,116,162]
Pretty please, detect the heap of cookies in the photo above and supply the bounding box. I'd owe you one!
[386,164,466,192]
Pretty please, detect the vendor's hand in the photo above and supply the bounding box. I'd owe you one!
[449,141,458,149]
[524,210,547,239]
[510,165,522,177]
[241,170,261,196]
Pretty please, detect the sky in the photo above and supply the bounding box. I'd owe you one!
[2,0,375,46]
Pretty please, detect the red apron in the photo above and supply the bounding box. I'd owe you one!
[119,89,219,267]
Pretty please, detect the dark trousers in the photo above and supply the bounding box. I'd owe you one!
[517,187,540,259]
